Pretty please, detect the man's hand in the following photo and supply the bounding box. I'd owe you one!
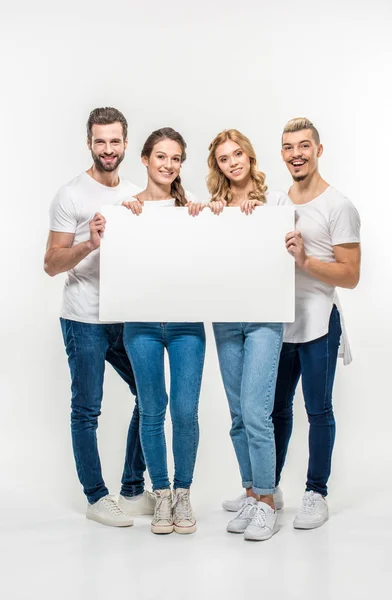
[240,199,263,215]
[285,230,308,269]
[122,198,144,215]
[207,199,226,215]
[89,212,106,250]
[186,201,205,217]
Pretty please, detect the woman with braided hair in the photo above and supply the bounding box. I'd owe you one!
[121,127,205,536]
[207,129,288,541]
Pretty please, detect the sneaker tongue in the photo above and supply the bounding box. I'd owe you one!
[245,497,257,505]
[258,501,275,513]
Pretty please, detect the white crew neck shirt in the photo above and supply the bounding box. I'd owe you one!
[283,186,361,363]
[49,172,141,323]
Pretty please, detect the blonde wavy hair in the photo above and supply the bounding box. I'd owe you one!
[207,129,267,204]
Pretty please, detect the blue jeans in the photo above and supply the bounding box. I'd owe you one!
[123,322,206,491]
[213,322,283,495]
[60,319,146,504]
[272,305,342,497]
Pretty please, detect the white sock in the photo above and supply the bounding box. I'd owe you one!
[121,493,143,502]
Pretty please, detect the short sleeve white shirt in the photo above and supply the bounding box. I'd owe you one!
[49,172,141,323]
[283,186,361,362]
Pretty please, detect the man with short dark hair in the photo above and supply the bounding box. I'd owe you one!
[44,107,154,526]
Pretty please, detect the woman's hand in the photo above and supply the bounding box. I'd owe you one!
[186,202,205,217]
[122,198,144,215]
[207,199,226,215]
[240,199,263,215]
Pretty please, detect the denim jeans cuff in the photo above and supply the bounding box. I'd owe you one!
[252,486,275,495]
[120,485,145,498]
[242,480,253,489]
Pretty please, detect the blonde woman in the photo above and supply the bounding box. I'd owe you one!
[208,129,287,541]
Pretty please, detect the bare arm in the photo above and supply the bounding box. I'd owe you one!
[286,231,361,289]
[44,213,106,277]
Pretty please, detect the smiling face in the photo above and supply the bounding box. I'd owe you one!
[142,139,182,185]
[215,140,251,184]
[281,129,323,182]
[88,122,127,172]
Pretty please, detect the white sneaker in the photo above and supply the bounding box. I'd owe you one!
[227,497,258,533]
[172,488,197,534]
[118,491,156,516]
[293,491,329,530]
[222,487,284,512]
[151,489,174,534]
[244,501,279,541]
[86,495,134,527]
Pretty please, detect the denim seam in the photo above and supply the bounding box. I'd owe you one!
[68,320,86,486]
[259,326,283,491]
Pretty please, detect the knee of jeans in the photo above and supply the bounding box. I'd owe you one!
[71,404,101,427]
[272,405,293,420]
[140,409,166,428]
[229,414,244,436]
[307,407,335,426]
[171,409,198,431]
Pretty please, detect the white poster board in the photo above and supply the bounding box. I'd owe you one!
[99,205,295,322]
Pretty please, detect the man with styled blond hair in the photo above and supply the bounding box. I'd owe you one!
[272,117,361,528]
[223,117,361,530]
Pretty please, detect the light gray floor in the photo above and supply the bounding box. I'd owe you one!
[1,489,389,600]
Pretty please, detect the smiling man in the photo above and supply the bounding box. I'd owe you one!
[44,107,154,526]
[271,117,361,529]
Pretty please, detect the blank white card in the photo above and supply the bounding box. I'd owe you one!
[99,205,295,323]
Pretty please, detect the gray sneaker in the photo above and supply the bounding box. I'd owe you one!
[227,497,258,533]
[118,491,156,516]
[151,489,174,534]
[86,495,134,527]
[172,488,196,534]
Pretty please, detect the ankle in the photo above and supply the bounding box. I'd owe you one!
[259,494,275,510]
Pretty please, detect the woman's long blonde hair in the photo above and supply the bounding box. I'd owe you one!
[207,129,267,204]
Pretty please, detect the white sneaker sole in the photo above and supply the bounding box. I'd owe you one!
[151,523,174,534]
[244,523,280,541]
[174,522,197,535]
[227,522,250,534]
[86,513,134,527]
[293,515,329,530]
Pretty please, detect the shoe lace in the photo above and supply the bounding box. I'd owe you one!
[155,493,172,521]
[235,500,257,521]
[102,496,125,516]
[172,490,192,521]
[250,505,268,529]
[301,492,318,514]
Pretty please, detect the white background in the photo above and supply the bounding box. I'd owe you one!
[1,1,391,598]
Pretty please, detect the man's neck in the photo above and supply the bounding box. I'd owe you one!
[289,171,329,205]
[86,165,120,188]
[138,180,172,201]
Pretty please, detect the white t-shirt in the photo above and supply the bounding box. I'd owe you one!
[132,191,197,208]
[49,172,141,324]
[283,186,361,363]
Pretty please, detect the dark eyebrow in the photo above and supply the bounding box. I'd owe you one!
[283,139,312,147]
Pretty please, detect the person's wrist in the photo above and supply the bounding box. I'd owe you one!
[302,255,311,272]
[86,239,96,252]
